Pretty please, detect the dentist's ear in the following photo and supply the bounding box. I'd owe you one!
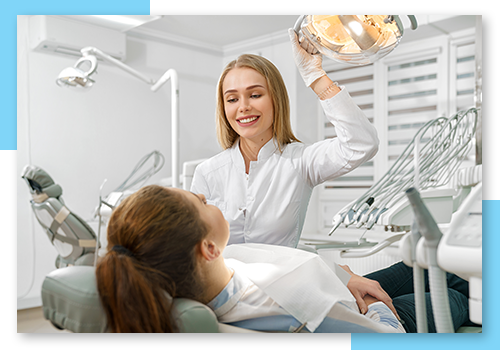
[199,239,221,262]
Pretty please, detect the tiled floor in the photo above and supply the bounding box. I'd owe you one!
[17,307,69,333]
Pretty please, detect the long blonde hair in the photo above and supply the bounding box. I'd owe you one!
[216,54,300,152]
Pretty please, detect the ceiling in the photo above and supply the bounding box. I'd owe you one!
[134,15,478,53]
[137,15,300,48]
[62,15,478,53]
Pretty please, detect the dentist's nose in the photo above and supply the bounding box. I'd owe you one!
[238,98,251,113]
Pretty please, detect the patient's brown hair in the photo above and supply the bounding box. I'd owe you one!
[96,185,209,332]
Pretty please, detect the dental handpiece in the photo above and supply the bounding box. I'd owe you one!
[353,197,374,222]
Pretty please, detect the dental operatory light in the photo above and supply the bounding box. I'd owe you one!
[294,15,418,66]
[56,53,97,88]
[56,46,181,188]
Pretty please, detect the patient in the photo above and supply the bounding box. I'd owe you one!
[96,185,470,333]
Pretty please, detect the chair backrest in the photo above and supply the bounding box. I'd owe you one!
[21,165,97,267]
[41,266,220,333]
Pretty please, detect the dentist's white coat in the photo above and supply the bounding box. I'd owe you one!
[191,87,378,247]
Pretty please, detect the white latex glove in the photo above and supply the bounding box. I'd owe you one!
[288,28,326,87]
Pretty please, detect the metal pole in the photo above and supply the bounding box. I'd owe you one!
[151,69,180,188]
[474,16,482,165]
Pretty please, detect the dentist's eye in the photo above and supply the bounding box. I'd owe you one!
[226,98,237,103]
[250,94,261,99]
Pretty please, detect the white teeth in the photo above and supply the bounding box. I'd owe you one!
[239,116,258,124]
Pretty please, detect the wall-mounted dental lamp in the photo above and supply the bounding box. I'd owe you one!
[56,47,180,188]
[294,15,418,66]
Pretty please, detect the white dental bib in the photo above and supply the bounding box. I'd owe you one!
[223,243,358,332]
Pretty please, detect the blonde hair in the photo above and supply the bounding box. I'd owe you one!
[216,54,300,152]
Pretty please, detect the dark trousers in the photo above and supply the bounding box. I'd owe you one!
[364,261,471,333]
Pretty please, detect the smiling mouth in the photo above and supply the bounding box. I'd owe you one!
[237,116,259,124]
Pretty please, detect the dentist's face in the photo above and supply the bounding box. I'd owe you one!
[222,67,274,144]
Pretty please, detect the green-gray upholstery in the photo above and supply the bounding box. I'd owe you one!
[21,165,97,268]
[41,266,221,333]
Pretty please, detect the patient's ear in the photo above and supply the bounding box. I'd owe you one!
[199,239,221,262]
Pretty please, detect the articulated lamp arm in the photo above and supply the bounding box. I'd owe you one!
[81,47,154,85]
[78,46,180,188]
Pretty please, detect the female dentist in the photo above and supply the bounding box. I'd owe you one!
[191,29,379,248]
[191,29,393,317]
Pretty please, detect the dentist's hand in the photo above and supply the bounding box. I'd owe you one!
[288,28,326,87]
[340,265,400,320]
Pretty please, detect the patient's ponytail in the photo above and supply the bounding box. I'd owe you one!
[96,185,209,333]
[96,248,176,332]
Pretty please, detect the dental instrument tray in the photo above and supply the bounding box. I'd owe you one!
[329,107,479,234]
[304,240,377,249]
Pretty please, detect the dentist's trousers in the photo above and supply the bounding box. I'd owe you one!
[365,261,471,333]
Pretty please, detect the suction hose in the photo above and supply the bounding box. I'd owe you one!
[405,187,454,333]
[410,220,428,332]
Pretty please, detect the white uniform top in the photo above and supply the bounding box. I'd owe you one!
[209,244,404,333]
[191,87,379,247]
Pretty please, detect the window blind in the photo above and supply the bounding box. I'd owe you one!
[317,32,476,233]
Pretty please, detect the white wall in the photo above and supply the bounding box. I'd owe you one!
[17,16,223,308]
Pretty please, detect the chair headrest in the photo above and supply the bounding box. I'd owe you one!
[42,266,220,333]
[21,165,63,198]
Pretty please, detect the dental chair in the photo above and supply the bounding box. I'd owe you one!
[21,165,97,268]
[42,265,256,333]
[25,164,252,333]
